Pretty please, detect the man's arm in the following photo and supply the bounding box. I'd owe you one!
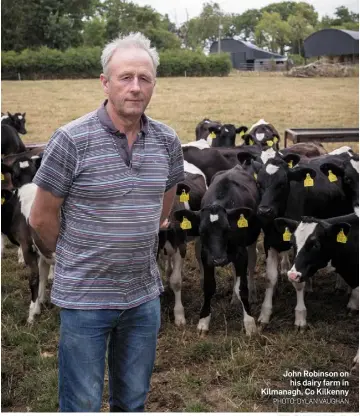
[29,187,64,252]
[160,185,177,228]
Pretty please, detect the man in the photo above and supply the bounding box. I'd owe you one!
[29,32,185,412]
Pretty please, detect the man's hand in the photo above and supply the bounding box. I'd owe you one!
[160,218,170,230]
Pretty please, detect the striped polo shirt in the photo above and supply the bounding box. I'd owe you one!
[33,102,185,309]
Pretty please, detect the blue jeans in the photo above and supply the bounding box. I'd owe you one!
[58,297,161,412]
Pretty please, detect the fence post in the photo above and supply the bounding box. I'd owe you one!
[18,72,21,81]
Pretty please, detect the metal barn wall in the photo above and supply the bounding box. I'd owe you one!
[304,29,359,58]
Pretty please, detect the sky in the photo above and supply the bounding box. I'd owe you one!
[133,0,359,25]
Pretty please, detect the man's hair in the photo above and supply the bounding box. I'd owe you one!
[101,32,159,77]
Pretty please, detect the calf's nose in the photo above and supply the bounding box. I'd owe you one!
[288,270,301,282]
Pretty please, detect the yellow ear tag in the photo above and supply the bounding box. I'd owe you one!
[249,139,254,145]
[336,229,347,244]
[237,214,248,228]
[283,227,292,242]
[1,173,4,181]
[180,217,192,230]
[254,172,257,180]
[273,137,279,144]
[288,160,293,168]
[179,190,190,203]
[210,131,216,139]
[240,130,245,137]
[266,140,274,147]
[328,170,337,183]
[304,173,314,187]
[1,197,5,205]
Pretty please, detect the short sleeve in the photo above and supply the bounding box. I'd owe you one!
[33,128,77,198]
[165,134,185,192]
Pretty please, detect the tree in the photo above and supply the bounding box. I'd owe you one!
[101,0,181,50]
[318,5,358,30]
[287,13,314,55]
[178,2,234,50]
[232,9,262,41]
[83,16,106,47]
[1,0,97,51]
[333,6,359,24]
[255,12,291,54]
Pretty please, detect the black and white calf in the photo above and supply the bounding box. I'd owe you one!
[182,146,234,186]
[158,164,207,326]
[207,124,248,147]
[253,152,354,328]
[174,164,261,335]
[195,118,222,141]
[1,112,27,134]
[2,183,55,323]
[319,154,359,216]
[2,154,42,188]
[244,119,280,150]
[275,213,359,368]
[1,124,27,156]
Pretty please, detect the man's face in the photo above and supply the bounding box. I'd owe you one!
[100,48,156,118]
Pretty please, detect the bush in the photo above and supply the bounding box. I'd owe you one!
[2,48,232,79]
[288,54,305,66]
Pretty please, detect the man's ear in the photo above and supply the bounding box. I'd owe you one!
[100,73,109,94]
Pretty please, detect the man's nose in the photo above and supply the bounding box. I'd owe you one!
[130,77,141,92]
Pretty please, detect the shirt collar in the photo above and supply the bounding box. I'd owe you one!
[97,99,149,136]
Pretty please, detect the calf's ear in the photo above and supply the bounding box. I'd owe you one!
[326,222,352,243]
[274,217,299,234]
[237,151,257,165]
[287,166,317,182]
[319,162,344,178]
[173,209,200,236]
[176,183,191,195]
[208,125,221,134]
[251,160,263,173]
[235,125,248,134]
[226,206,253,229]
[241,133,255,145]
[280,153,301,168]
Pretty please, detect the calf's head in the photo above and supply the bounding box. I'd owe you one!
[254,154,316,223]
[320,155,359,216]
[174,205,252,266]
[275,217,351,282]
[208,124,248,148]
[9,112,27,134]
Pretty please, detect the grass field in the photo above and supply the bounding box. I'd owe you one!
[1,73,359,412]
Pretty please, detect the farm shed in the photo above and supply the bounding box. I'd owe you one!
[304,29,359,63]
[209,38,288,71]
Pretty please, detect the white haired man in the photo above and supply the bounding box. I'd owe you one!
[29,32,185,412]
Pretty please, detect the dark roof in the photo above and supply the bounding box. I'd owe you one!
[304,28,359,57]
[211,38,284,58]
[339,29,359,40]
[242,41,284,57]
